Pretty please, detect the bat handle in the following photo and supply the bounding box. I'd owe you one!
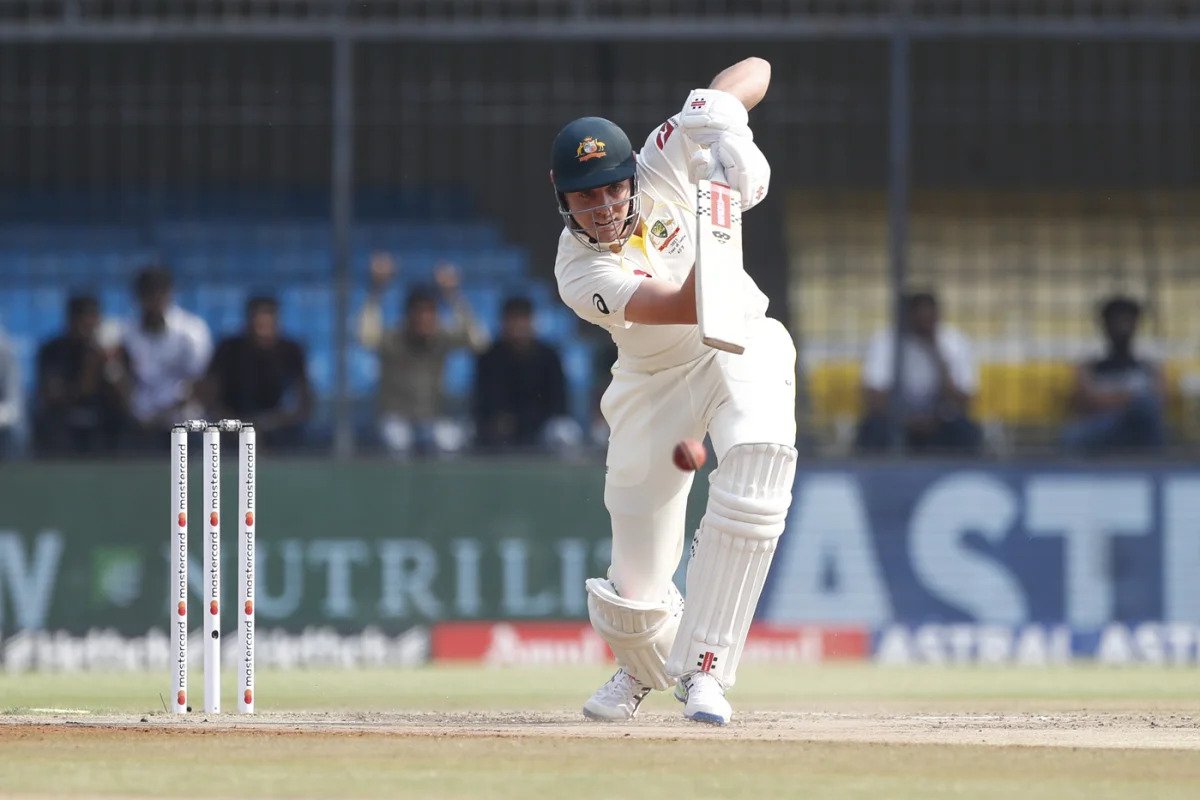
[689,148,723,185]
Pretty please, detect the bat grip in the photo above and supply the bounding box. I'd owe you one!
[689,148,724,185]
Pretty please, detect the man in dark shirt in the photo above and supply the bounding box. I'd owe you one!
[201,296,313,450]
[1062,295,1166,454]
[34,295,126,455]
[473,296,581,451]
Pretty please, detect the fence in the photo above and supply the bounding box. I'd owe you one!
[0,1,1196,457]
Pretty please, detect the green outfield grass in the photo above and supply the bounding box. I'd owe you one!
[3,662,1199,714]
[1,664,1198,799]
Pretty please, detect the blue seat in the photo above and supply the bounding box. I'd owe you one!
[279,285,335,341]
[461,286,503,335]
[0,287,67,343]
[187,283,248,337]
[535,305,577,344]
[442,348,475,402]
[89,250,160,285]
[560,338,597,427]
[99,286,135,320]
[0,252,33,282]
[304,340,335,397]
[0,225,144,251]
[347,346,379,396]
[7,333,37,395]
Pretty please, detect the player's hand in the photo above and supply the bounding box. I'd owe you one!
[710,135,771,210]
[679,88,751,147]
[369,252,397,289]
[433,261,461,296]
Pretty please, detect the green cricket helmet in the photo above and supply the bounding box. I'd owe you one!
[550,116,641,251]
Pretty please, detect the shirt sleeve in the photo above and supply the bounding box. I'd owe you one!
[185,316,214,380]
[635,115,698,210]
[861,331,893,391]
[557,257,644,330]
[944,330,978,394]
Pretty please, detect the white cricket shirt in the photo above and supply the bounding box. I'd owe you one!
[121,305,213,422]
[861,325,978,413]
[554,115,770,374]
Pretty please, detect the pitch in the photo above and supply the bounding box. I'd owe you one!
[1,664,1198,798]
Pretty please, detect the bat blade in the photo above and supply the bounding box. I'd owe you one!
[695,178,747,355]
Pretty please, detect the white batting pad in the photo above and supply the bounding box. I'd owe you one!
[586,578,683,690]
[666,442,797,687]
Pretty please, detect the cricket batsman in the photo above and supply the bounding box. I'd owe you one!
[550,57,797,725]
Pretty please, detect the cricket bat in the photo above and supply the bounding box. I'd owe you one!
[695,168,747,355]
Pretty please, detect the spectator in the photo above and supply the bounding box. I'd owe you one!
[856,291,982,454]
[120,266,213,450]
[473,296,582,452]
[0,321,22,457]
[1062,295,1166,454]
[33,295,125,454]
[200,295,313,450]
[357,253,489,456]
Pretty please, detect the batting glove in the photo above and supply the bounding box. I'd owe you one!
[679,88,752,146]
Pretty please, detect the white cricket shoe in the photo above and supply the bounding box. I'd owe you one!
[582,668,652,722]
[677,672,732,726]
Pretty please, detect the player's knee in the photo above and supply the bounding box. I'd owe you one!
[708,442,797,540]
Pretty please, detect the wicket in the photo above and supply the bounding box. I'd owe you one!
[171,419,256,715]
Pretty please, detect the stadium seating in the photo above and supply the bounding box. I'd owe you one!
[0,191,598,442]
[788,188,1200,450]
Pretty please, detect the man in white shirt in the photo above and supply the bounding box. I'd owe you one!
[856,291,982,453]
[120,266,212,448]
[0,322,23,457]
[551,57,797,726]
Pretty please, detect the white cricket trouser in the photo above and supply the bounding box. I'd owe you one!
[601,316,797,602]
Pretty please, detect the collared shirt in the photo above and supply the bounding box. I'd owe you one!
[554,115,770,374]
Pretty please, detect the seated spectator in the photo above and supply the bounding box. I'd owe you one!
[120,266,213,450]
[33,295,126,455]
[1062,295,1166,455]
[0,321,22,458]
[856,291,982,454]
[200,296,313,450]
[358,253,489,456]
[473,296,583,453]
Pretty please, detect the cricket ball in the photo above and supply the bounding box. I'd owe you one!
[672,438,707,472]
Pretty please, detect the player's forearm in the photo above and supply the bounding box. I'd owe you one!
[709,57,771,112]
[624,272,698,326]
